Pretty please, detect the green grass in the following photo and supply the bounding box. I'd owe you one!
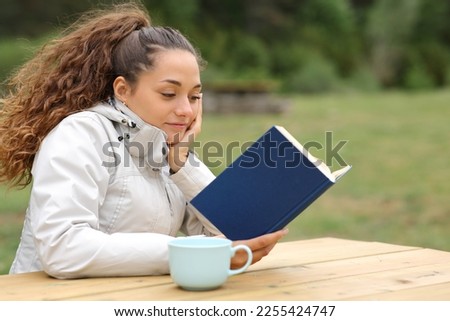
[0,186,30,274]
[1,90,449,274]
[199,90,450,250]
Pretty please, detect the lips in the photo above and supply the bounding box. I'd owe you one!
[166,122,188,130]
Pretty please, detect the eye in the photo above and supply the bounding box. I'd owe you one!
[189,92,202,102]
[161,92,176,98]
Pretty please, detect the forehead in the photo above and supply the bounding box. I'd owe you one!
[149,49,200,80]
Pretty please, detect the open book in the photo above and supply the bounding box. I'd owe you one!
[190,126,351,240]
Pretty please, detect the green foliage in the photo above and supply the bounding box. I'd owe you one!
[1,0,450,92]
[295,0,359,76]
[350,64,381,92]
[0,38,32,83]
[143,0,200,33]
[403,59,435,90]
[0,36,50,85]
[0,0,93,37]
[412,42,450,87]
[284,54,340,94]
[366,0,422,87]
[226,33,271,77]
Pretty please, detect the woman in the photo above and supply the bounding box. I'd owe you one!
[0,2,287,279]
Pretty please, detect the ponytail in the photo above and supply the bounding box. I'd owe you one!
[0,2,151,187]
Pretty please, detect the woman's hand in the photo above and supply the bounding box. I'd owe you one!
[168,94,202,173]
[230,229,289,269]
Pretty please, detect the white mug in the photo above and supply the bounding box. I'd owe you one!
[168,237,253,291]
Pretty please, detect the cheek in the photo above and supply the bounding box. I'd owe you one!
[131,96,167,125]
[192,101,200,117]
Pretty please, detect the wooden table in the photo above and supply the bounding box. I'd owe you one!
[1,237,449,301]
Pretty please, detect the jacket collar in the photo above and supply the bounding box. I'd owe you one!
[89,97,169,170]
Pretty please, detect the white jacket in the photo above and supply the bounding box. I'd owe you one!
[9,99,219,279]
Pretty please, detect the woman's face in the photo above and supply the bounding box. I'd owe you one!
[114,49,201,144]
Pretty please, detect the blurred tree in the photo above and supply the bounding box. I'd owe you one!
[407,0,450,87]
[366,0,421,87]
[143,0,200,34]
[0,0,93,36]
[294,0,360,77]
[1,0,450,91]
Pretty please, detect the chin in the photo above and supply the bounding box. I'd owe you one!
[166,132,183,145]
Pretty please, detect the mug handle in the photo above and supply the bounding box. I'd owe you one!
[228,244,253,276]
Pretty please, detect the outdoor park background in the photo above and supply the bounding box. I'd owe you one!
[1,0,449,274]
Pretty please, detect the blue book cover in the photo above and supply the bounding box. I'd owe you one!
[190,126,351,240]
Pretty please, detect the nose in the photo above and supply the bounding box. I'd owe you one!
[174,96,194,118]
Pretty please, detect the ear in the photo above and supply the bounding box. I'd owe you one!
[113,76,132,103]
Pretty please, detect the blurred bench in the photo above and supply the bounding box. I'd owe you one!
[203,81,290,114]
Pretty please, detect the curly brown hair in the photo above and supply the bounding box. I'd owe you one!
[0,2,204,188]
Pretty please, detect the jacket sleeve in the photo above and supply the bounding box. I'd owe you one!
[169,153,222,236]
[30,114,173,279]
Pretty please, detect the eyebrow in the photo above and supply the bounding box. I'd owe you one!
[161,79,202,89]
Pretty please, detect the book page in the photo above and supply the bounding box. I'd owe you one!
[332,165,352,181]
[275,126,351,182]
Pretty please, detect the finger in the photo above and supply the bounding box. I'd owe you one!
[181,103,202,145]
[189,94,203,133]
[231,229,288,267]
[196,93,203,122]
[233,240,276,267]
[250,240,279,263]
[237,229,288,252]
